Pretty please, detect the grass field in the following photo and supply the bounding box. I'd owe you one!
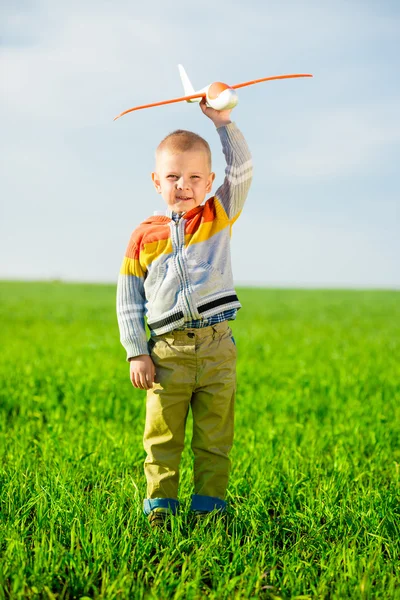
[0,281,399,599]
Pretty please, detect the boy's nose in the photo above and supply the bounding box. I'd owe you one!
[176,177,189,189]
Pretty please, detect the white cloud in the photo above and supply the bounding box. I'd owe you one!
[1,13,170,124]
[233,214,400,288]
[262,105,400,179]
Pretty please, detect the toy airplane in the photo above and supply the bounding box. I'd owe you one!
[114,65,313,121]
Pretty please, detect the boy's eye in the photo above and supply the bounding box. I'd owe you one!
[167,175,177,179]
[191,175,200,179]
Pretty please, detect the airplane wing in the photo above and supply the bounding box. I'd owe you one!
[114,73,313,120]
[113,91,206,120]
[231,73,313,90]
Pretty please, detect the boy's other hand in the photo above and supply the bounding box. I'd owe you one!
[129,355,156,390]
[200,98,232,128]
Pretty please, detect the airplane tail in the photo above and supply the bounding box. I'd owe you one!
[178,64,195,95]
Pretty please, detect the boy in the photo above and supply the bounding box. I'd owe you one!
[117,98,252,527]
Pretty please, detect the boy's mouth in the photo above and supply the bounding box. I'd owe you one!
[176,196,193,201]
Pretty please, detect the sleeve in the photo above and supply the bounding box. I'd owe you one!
[116,235,149,360]
[213,121,253,223]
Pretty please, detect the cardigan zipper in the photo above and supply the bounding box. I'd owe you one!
[172,219,197,320]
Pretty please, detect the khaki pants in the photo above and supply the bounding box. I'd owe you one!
[143,321,236,513]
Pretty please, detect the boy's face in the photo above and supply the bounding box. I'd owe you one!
[152,147,215,213]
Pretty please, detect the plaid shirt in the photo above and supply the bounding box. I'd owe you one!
[170,211,237,330]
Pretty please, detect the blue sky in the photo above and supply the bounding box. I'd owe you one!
[1,0,399,287]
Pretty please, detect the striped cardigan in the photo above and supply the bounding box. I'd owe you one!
[117,122,253,359]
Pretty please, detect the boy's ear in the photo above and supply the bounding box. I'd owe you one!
[206,172,216,193]
[151,172,162,193]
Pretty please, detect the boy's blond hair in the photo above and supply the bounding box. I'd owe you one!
[156,130,212,169]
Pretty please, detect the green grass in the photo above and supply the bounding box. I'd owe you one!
[0,281,399,599]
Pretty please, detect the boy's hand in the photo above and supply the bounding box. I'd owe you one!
[129,355,156,390]
[200,98,232,128]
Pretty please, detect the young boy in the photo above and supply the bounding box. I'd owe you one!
[117,98,252,526]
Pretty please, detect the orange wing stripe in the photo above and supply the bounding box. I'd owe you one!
[231,73,313,90]
[114,91,206,120]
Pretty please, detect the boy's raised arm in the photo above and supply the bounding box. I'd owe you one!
[200,99,253,221]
